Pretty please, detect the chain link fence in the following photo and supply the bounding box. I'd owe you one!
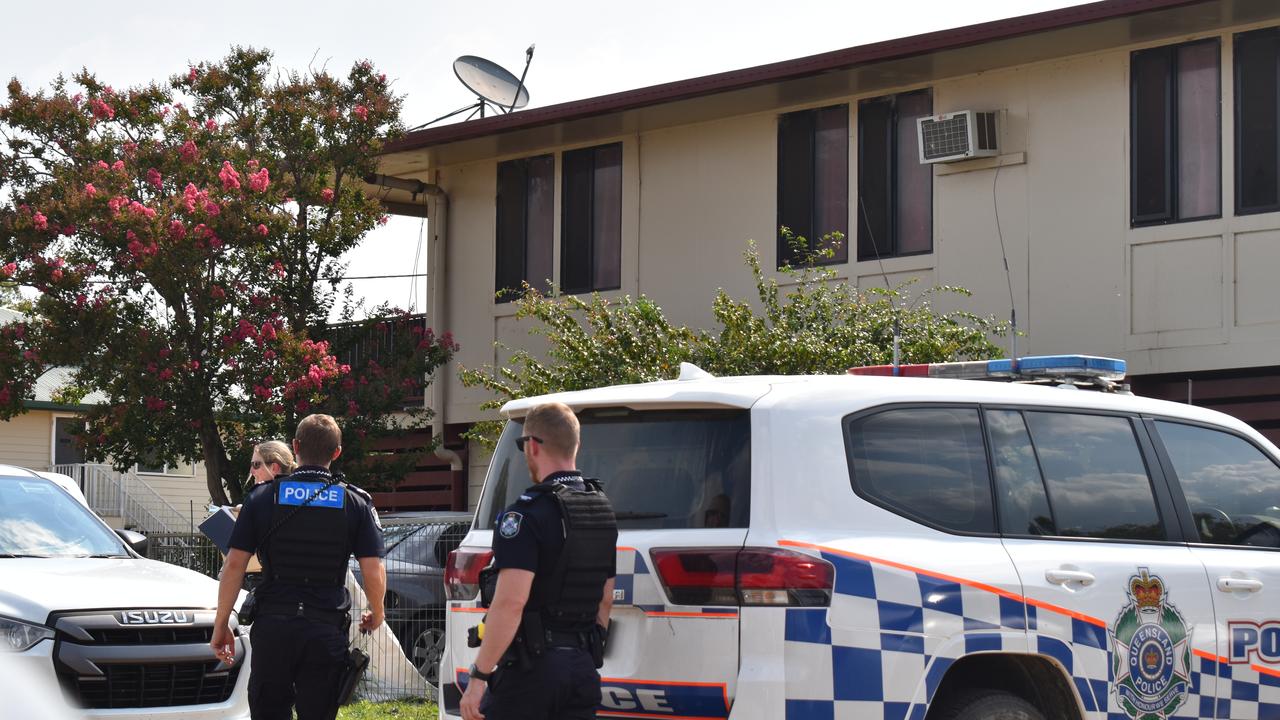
[146,513,473,702]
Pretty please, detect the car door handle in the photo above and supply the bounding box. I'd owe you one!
[1217,577,1264,593]
[1046,569,1096,586]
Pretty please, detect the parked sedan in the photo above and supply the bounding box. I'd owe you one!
[351,512,470,684]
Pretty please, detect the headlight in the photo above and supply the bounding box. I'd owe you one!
[0,616,54,652]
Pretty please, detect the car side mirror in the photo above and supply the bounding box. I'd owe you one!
[115,529,150,556]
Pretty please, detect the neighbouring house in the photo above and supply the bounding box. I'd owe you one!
[0,307,210,532]
[363,0,1279,507]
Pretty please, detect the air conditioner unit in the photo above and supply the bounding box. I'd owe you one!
[917,110,999,164]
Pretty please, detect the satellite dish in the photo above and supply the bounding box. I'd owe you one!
[412,46,536,130]
[454,56,529,110]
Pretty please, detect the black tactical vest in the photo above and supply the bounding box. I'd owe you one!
[260,471,352,587]
[534,478,618,632]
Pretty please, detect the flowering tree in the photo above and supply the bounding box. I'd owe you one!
[0,48,456,505]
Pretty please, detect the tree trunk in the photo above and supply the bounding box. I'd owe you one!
[200,427,233,506]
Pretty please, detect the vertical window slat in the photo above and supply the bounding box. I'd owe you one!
[1132,46,1175,225]
[895,91,934,256]
[857,98,893,261]
[1236,28,1280,215]
[1176,41,1221,220]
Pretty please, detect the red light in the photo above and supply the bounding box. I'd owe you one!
[445,547,493,601]
[650,547,833,607]
[848,364,931,377]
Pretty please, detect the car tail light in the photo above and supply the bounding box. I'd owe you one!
[445,547,493,601]
[650,547,833,607]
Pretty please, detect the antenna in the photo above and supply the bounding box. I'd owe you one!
[412,51,535,130]
[992,163,1018,367]
[858,195,902,373]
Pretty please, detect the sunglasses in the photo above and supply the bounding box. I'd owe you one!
[515,435,543,452]
[250,460,268,470]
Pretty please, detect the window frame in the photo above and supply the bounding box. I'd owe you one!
[856,89,934,262]
[1233,27,1280,217]
[1128,37,1223,228]
[842,402,1189,544]
[776,103,850,268]
[559,142,623,296]
[1142,414,1280,553]
[495,153,555,303]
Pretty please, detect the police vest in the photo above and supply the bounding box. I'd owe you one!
[260,471,352,587]
[529,478,618,632]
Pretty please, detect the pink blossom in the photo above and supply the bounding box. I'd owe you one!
[161,106,170,117]
[210,285,225,299]
[22,350,39,362]
[320,188,334,203]
[0,263,15,277]
[180,140,198,162]
[89,98,114,120]
[377,215,389,226]
[122,142,138,157]
[188,67,198,83]
[209,236,223,249]
[145,397,166,412]
[205,119,217,131]
[158,368,174,381]
[159,348,171,358]
[271,260,286,278]
[183,183,199,213]
[190,360,200,370]
[32,212,48,231]
[204,201,221,216]
[84,183,97,196]
[327,107,338,120]
[248,167,269,193]
[71,93,83,105]
[253,385,271,399]
[146,168,162,189]
[378,73,386,83]
[108,196,128,215]
[111,160,125,172]
[168,221,187,240]
[256,224,268,237]
[218,161,240,190]
[50,269,62,282]
[353,105,369,121]
[347,400,360,416]
[96,160,110,171]
[127,239,145,259]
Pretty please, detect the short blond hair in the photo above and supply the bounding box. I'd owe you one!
[523,402,580,458]
[254,440,297,475]
[295,414,342,466]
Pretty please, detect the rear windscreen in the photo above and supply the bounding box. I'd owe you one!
[477,409,751,530]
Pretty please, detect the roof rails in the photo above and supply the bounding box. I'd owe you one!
[848,354,1130,393]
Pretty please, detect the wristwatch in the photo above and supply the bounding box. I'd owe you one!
[468,662,494,682]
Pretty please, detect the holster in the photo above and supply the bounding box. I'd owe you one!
[237,590,258,625]
[335,646,370,706]
[589,623,609,669]
[479,565,499,608]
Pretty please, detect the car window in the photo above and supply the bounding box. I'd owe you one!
[0,476,128,557]
[1155,421,1280,547]
[479,409,751,530]
[845,407,995,534]
[1022,412,1164,541]
[986,409,1056,536]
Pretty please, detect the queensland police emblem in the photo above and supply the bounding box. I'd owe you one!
[1110,568,1191,720]
[499,511,523,538]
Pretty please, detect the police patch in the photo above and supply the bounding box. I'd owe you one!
[277,480,345,509]
[498,511,523,538]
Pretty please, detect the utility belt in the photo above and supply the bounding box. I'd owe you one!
[469,610,607,669]
[256,600,351,630]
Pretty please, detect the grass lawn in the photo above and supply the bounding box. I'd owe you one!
[338,699,438,719]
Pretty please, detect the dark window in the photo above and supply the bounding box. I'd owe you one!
[857,90,933,261]
[846,407,994,534]
[478,409,750,530]
[53,417,85,466]
[495,154,554,302]
[561,143,622,294]
[1235,27,1280,216]
[777,104,848,266]
[986,410,1056,536]
[1130,39,1221,226]
[1155,421,1280,547]
[1022,412,1164,541]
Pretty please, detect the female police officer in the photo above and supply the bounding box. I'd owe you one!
[461,402,618,720]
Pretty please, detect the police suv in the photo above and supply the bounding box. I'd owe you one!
[0,465,251,719]
[441,356,1280,720]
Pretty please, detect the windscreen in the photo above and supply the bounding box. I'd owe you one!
[0,476,128,557]
[478,409,751,530]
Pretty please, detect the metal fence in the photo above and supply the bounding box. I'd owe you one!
[147,514,472,702]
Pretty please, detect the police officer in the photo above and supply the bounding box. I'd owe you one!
[211,414,386,720]
[461,402,618,720]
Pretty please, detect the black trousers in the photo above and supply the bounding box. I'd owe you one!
[480,647,601,720]
[248,615,349,720]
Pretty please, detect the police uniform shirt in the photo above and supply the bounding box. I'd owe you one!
[491,471,617,582]
[229,465,384,609]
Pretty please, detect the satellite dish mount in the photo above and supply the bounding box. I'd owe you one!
[418,46,535,128]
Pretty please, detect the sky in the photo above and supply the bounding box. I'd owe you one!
[1,0,1089,317]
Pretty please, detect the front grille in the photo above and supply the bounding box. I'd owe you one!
[89,627,214,644]
[66,661,241,709]
[51,609,241,709]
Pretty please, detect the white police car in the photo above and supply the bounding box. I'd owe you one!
[441,356,1280,720]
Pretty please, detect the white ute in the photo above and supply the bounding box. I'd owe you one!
[0,464,250,719]
[440,356,1280,720]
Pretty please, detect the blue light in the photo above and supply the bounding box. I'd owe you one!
[986,355,1125,377]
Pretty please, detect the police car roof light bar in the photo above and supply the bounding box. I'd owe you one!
[848,354,1126,383]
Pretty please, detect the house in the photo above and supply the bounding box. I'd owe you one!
[0,307,210,532]
[366,0,1280,506]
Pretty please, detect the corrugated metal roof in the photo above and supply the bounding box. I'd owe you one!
[32,366,108,406]
[0,307,24,325]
